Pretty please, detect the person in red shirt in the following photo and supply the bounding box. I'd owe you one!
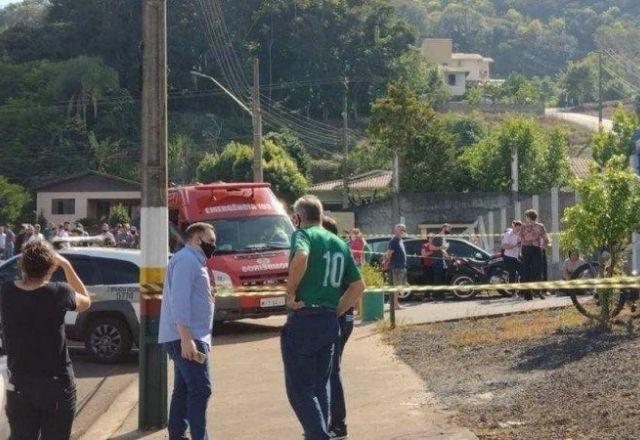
[348,228,367,267]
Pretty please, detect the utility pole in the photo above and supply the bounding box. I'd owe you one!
[139,0,168,429]
[252,57,263,182]
[342,77,349,210]
[598,50,603,126]
[511,146,520,220]
[392,150,401,222]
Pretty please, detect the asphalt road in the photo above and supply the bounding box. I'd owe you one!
[545,107,613,132]
[0,348,138,440]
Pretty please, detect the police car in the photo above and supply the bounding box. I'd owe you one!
[0,247,141,364]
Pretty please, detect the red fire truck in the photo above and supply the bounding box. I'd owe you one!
[169,182,293,321]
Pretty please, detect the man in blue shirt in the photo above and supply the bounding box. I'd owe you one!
[385,224,407,310]
[159,222,216,440]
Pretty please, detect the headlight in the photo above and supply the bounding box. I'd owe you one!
[212,270,233,290]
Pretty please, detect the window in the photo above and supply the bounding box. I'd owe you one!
[448,240,488,260]
[52,199,75,215]
[96,258,139,285]
[448,74,457,86]
[210,215,294,253]
[51,255,100,285]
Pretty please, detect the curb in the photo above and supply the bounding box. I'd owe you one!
[79,379,139,440]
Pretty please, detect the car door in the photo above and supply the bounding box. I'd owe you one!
[93,257,140,319]
[52,254,103,328]
[404,239,427,285]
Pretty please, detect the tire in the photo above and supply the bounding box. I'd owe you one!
[85,316,133,364]
[451,275,477,300]
[396,290,414,301]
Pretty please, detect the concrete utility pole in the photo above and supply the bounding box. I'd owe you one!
[341,77,349,210]
[598,50,603,126]
[252,58,263,182]
[139,0,168,429]
[392,150,401,222]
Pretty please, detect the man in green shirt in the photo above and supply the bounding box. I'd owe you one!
[282,195,365,440]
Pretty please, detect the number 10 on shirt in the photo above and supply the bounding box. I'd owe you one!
[322,252,345,288]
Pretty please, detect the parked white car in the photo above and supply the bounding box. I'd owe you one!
[0,247,141,364]
[0,354,8,439]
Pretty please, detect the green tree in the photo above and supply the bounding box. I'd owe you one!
[369,85,458,191]
[460,116,569,193]
[562,159,640,331]
[108,203,130,226]
[197,140,308,202]
[0,175,30,225]
[265,130,311,178]
[591,106,640,168]
[444,113,488,151]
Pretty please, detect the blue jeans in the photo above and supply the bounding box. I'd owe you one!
[329,311,354,433]
[165,340,212,440]
[281,308,340,440]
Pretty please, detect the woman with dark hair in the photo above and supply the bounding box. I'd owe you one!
[0,240,92,439]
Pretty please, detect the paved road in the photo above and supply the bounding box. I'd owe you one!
[0,349,138,440]
[545,107,613,132]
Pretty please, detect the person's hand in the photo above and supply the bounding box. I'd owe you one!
[53,253,71,269]
[286,295,305,310]
[181,338,198,361]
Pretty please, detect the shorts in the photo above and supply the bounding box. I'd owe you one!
[391,268,407,286]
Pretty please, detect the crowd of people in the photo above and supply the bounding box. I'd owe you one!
[0,221,140,259]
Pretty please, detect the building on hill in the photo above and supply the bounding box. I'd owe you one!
[421,38,494,97]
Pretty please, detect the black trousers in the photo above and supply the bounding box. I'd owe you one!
[521,246,543,300]
[6,376,76,440]
[503,256,521,283]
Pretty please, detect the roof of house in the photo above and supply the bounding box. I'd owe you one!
[570,157,592,179]
[36,170,141,193]
[452,53,494,63]
[310,170,393,192]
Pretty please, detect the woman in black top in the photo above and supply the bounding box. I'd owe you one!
[0,240,92,440]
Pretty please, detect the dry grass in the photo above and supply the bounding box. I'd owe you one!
[411,308,587,348]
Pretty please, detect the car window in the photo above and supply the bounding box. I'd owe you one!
[95,258,139,285]
[0,259,20,284]
[404,240,423,256]
[52,255,101,286]
[448,240,486,259]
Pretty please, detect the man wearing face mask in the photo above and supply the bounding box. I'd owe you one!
[159,222,216,440]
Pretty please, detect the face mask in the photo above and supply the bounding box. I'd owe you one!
[200,241,216,259]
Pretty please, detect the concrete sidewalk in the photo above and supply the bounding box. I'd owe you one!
[394,294,581,325]
[92,317,477,440]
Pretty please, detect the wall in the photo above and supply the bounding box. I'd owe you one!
[446,72,467,96]
[355,192,515,235]
[36,191,141,225]
[421,38,453,65]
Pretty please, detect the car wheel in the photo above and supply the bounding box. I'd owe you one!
[397,290,414,301]
[85,317,133,364]
[451,275,477,300]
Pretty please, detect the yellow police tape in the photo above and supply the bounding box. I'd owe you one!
[140,276,640,299]
[360,232,561,239]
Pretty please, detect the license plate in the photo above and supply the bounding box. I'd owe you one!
[260,297,285,308]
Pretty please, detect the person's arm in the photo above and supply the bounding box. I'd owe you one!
[54,254,92,312]
[168,256,199,361]
[541,225,550,247]
[286,251,308,309]
[337,252,365,316]
[337,279,366,317]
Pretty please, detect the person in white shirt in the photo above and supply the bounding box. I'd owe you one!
[501,220,522,284]
[27,224,45,243]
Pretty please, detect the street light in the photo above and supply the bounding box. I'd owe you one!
[190,69,262,182]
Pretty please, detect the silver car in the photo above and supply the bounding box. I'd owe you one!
[0,354,7,439]
[0,248,142,364]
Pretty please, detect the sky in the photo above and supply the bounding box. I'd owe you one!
[0,0,17,8]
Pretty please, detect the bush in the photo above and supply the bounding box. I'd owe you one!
[361,264,386,288]
[108,204,130,226]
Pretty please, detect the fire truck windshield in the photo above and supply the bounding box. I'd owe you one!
[210,215,294,254]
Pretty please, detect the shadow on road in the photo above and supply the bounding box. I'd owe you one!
[213,320,283,346]
[512,329,633,372]
[71,350,138,379]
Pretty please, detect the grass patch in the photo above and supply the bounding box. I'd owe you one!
[410,308,587,348]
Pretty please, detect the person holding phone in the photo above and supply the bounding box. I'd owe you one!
[0,240,92,439]
[158,222,216,440]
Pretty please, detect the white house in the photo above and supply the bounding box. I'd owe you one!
[36,171,141,225]
[421,38,494,96]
